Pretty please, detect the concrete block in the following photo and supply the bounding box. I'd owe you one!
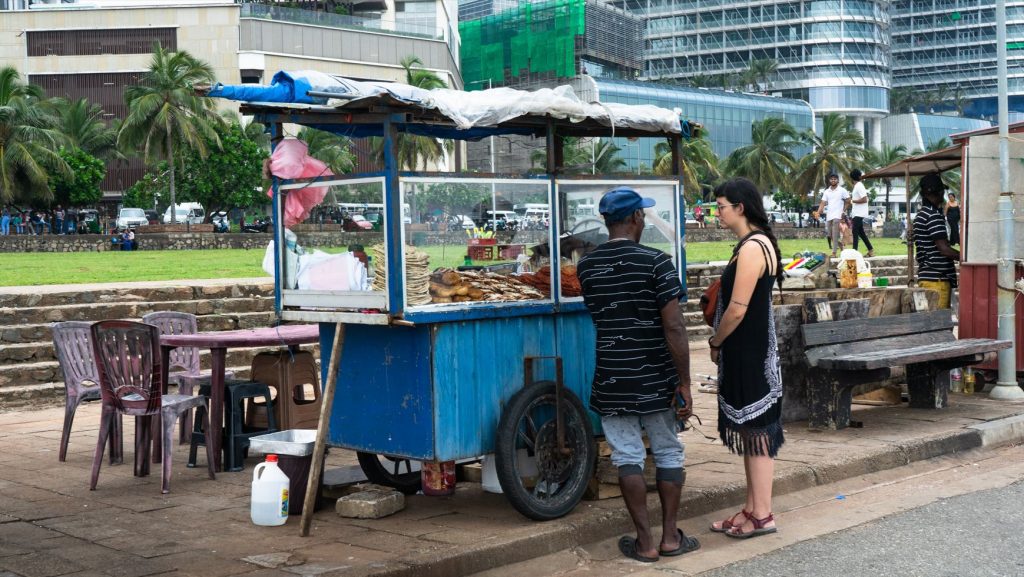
[969,414,1024,447]
[335,488,405,519]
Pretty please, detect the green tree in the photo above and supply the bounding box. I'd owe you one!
[889,87,917,114]
[652,131,720,201]
[376,56,451,171]
[49,147,105,207]
[298,127,355,175]
[688,74,711,88]
[748,58,778,92]
[724,117,799,194]
[863,143,908,220]
[528,137,616,174]
[50,97,120,161]
[0,66,69,205]
[792,113,864,199]
[118,45,222,223]
[591,139,627,174]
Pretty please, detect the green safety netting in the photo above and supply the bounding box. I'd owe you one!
[459,0,586,88]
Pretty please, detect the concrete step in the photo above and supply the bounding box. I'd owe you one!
[0,344,316,390]
[0,297,275,327]
[0,281,272,309]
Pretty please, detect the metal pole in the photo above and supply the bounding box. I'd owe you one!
[991,0,1024,399]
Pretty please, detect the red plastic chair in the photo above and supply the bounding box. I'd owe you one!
[142,311,234,443]
[89,320,215,493]
[51,321,122,463]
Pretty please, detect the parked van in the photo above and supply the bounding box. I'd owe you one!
[163,203,205,225]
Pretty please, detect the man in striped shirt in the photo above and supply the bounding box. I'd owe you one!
[913,173,959,309]
[577,186,698,563]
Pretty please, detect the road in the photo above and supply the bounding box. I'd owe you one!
[468,444,1024,577]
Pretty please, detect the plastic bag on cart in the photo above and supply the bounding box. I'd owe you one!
[262,239,300,289]
[295,251,368,291]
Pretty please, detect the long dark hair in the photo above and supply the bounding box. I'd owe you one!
[714,177,783,289]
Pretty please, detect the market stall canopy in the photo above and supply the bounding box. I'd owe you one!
[205,71,699,140]
[863,145,962,179]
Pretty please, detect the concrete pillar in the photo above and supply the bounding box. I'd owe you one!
[854,116,867,144]
[871,117,883,150]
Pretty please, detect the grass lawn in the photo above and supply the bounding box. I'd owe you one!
[0,236,909,287]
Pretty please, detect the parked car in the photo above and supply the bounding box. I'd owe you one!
[343,214,373,231]
[448,214,476,230]
[163,202,205,225]
[116,208,149,230]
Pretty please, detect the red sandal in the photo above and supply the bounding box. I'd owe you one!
[710,509,751,533]
[725,512,777,539]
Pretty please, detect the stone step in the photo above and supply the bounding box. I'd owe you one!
[0,297,275,327]
[0,281,273,309]
[0,344,316,390]
[0,365,256,411]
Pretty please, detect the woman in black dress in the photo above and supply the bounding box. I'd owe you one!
[707,178,784,539]
[945,192,961,246]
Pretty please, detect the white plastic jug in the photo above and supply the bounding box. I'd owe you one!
[251,454,290,526]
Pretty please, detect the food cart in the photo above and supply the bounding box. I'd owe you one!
[208,74,694,519]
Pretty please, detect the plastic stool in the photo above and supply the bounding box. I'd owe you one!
[188,380,277,471]
[246,351,322,431]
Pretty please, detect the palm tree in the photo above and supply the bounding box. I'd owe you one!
[118,45,222,222]
[375,55,451,170]
[792,113,864,198]
[749,58,778,92]
[889,87,917,114]
[688,74,711,88]
[298,127,355,174]
[724,117,799,194]
[739,67,759,92]
[0,66,69,205]
[50,97,120,161]
[652,131,720,201]
[863,143,908,220]
[591,139,628,174]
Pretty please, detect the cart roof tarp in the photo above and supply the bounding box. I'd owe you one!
[207,71,693,140]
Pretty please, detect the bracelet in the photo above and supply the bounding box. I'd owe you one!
[708,336,720,349]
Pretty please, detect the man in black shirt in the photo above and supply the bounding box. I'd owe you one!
[913,173,959,308]
[577,187,698,563]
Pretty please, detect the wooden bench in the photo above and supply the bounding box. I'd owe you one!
[801,309,1011,430]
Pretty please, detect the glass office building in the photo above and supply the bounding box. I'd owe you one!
[595,78,815,167]
[890,0,1024,118]
[617,0,890,147]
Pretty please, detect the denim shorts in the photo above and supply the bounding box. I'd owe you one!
[601,409,684,470]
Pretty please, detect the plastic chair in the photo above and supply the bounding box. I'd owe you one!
[89,320,215,494]
[142,311,235,444]
[51,321,122,463]
[189,380,277,472]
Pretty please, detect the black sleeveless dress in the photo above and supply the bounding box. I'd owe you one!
[714,234,785,457]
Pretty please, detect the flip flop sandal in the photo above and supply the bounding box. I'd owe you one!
[710,509,751,533]
[725,513,778,540]
[660,529,701,557]
[617,536,658,563]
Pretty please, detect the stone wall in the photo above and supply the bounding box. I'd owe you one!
[0,224,887,252]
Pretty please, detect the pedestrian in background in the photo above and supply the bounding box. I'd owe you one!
[708,177,784,540]
[945,191,961,246]
[913,173,959,309]
[849,169,875,257]
[577,186,700,563]
[817,172,850,257]
[54,205,64,235]
[1,207,9,235]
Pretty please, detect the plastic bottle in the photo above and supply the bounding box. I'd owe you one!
[251,454,290,526]
[950,368,963,393]
[963,369,976,395]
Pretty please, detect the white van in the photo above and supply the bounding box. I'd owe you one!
[163,202,205,224]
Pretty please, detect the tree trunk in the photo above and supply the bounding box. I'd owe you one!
[167,134,176,223]
[884,180,891,220]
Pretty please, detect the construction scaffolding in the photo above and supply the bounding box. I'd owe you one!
[459,0,642,88]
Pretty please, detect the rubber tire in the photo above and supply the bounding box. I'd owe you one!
[356,452,422,495]
[495,380,597,521]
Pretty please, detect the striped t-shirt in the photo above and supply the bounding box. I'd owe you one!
[913,200,957,285]
[577,240,683,416]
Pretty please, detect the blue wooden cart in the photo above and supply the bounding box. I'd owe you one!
[220,76,694,519]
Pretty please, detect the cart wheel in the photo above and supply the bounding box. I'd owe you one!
[495,380,596,521]
[356,452,422,495]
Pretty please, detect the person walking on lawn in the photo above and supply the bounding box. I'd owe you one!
[708,177,785,540]
[817,172,850,257]
[577,186,700,563]
[849,169,875,257]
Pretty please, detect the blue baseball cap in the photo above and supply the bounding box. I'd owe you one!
[599,186,656,223]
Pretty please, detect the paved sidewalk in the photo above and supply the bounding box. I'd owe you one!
[2,344,1023,577]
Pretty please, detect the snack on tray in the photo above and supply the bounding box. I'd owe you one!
[515,265,581,297]
[372,244,432,306]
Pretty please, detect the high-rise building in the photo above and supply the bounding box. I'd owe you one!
[620,0,891,148]
[890,0,1024,119]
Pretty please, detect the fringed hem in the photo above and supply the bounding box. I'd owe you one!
[718,418,785,458]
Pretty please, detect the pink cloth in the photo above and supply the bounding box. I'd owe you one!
[265,138,333,226]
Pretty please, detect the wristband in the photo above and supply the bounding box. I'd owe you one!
[708,336,720,349]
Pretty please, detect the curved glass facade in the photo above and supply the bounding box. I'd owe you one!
[595,78,815,169]
[629,0,891,117]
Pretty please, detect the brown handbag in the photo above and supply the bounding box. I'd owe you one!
[699,278,720,326]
